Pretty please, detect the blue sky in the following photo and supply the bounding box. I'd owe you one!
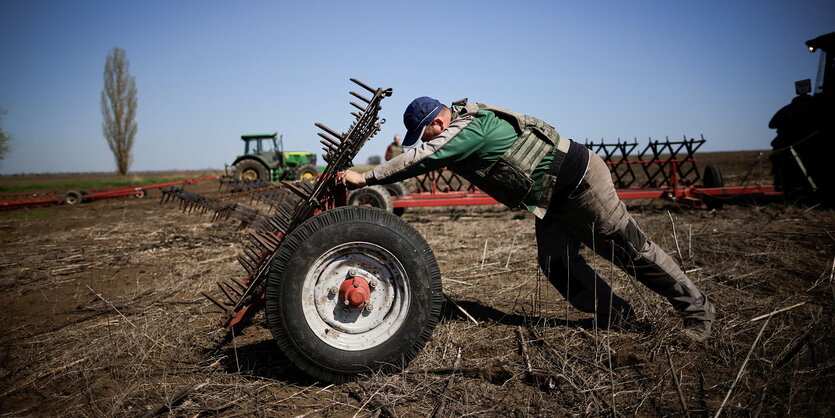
[0,0,832,175]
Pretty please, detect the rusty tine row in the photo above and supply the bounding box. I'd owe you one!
[162,187,276,231]
[219,178,273,193]
[203,276,249,311]
[316,122,346,164]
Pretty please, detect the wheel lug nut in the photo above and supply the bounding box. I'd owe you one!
[364,303,374,312]
[348,268,358,277]
[328,287,338,297]
[369,279,377,289]
[343,299,350,306]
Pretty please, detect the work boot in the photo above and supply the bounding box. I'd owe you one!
[682,317,712,343]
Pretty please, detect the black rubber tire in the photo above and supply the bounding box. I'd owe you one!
[265,206,442,383]
[383,182,407,216]
[233,159,270,182]
[701,165,725,209]
[296,164,319,183]
[702,165,724,188]
[347,185,394,213]
[63,190,82,205]
[383,182,406,197]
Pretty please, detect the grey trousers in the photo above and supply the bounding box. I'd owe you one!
[536,150,715,321]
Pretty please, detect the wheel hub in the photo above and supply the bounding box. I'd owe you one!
[241,169,257,181]
[303,242,410,351]
[338,276,371,308]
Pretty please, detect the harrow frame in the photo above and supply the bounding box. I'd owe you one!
[390,135,779,209]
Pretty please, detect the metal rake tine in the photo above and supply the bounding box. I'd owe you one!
[320,141,339,154]
[202,292,229,312]
[243,245,262,263]
[222,281,243,297]
[317,132,342,150]
[231,277,248,290]
[268,218,288,234]
[350,91,371,104]
[350,101,366,112]
[318,133,342,147]
[315,123,345,141]
[237,254,255,274]
[247,233,268,251]
[217,281,236,304]
[262,231,282,246]
[350,78,377,94]
[285,183,310,199]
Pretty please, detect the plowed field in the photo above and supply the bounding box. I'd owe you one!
[1,152,833,416]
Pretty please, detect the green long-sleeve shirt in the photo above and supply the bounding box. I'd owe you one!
[365,109,555,212]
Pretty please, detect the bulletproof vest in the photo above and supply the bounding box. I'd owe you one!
[450,99,561,208]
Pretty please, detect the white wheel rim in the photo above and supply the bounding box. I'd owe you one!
[302,241,410,351]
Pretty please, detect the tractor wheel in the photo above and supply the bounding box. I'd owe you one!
[297,164,319,184]
[383,182,407,216]
[347,185,394,213]
[702,165,724,188]
[134,189,147,199]
[701,165,724,209]
[234,159,269,182]
[264,206,442,383]
[63,190,82,205]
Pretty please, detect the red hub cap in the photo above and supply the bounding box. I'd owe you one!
[339,276,371,308]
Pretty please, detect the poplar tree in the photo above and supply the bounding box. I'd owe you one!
[101,47,138,175]
[0,109,10,164]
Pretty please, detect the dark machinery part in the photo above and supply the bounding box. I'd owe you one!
[769,31,835,201]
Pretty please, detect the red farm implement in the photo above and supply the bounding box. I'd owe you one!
[158,79,781,383]
[384,135,779,211]
[0,176,219,210]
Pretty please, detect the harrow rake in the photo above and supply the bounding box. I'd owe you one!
[162,78,392,328]
[585,135,705,189]
[408,135,707,194]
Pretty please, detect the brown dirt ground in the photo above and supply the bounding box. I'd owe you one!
[1,152,833,417]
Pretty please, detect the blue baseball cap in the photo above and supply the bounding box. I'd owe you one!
[402,96,443,146]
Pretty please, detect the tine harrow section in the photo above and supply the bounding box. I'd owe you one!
[407,135,706,194]
[161,78,392,328]
[586,135,706,188]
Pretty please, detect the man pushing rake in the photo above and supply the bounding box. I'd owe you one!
[342,96,715,342]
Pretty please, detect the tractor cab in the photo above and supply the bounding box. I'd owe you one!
[806,32,834,95]
[241,133,283,164]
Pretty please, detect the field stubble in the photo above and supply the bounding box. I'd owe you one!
[0,152,833,416]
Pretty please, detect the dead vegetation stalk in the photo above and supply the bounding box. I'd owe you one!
[714,316,771,418]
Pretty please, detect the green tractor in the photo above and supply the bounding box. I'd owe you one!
[230,133,319,182]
